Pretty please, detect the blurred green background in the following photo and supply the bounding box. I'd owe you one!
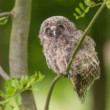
[0,0,110,110]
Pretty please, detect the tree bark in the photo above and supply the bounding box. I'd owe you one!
[9,0,37,109]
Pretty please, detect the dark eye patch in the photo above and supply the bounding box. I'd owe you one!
[58,25,64,30]
[46,28,53,37]
[46,28,51,33]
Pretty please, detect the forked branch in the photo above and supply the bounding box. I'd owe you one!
[0,66,10,80]
[0,12,11,18]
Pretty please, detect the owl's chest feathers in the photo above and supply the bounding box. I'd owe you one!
[43,37,75,74]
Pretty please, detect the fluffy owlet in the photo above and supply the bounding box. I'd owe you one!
[39,16,100,101]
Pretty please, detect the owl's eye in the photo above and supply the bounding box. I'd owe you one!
[58,25,64,30]
[46,28,51,33]
[46,28,53,37]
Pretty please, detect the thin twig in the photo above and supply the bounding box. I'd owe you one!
[44,75,62,110]
[65,1,106,75]
[0,66,10,80]
[90,2,104,8]
[0,12,11,18]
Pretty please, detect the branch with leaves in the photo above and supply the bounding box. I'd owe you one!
[44,1,107,110]
[0,0,37,110]
[0,12,11,25]
[0,66,10,80]
[0,72,44,109]
[0,12,11,18]
[73,0,109,19]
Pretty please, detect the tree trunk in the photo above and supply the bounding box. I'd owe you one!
[9,0,37,109]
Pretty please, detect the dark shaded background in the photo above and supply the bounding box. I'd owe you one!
[0,0,110,110]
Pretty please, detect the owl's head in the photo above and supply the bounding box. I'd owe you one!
[39,16,76,39]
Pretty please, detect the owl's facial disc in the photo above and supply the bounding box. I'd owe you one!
[46,25,64,38]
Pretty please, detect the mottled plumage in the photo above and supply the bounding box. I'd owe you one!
[39,16,100,101]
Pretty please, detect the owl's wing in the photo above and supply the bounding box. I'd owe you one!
[67,30,100,102]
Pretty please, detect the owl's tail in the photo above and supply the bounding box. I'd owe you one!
[70,74,87,103]
[70,70,100,103]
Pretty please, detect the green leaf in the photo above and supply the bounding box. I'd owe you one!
[14,95,22,105]
[20,76,28,85]
[85,7,90,13]
[73,13,80,20]
[79,3,85,11]
[80,13,85,18]
[84,0,91,6]
[106,0,110,9]
[0,71,44,109]
[73,2,91,20]
[0,16,8,25]
[23,78,34,90]
[24,71,44,89]
[19,72,44,91]
[36,71,45,83]
[5,80,16,98]
[75,8,82,15]
[84,0,95,6]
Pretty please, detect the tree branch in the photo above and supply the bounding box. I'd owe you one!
[44,75,62,110]
[0,12,11,18]
[65,1,106,75]
[44,2,106,110]
[0,66,10,80]
[9,1,30,78]
[9,0,37,110]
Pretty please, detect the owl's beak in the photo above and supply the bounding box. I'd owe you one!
[50,26,57,37]
[49,25,63,38]
[53,30,57,37]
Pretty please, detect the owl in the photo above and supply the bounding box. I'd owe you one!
[39,16,100,101]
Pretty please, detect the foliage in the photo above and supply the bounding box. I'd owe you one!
[0,16,8,25]
[106,0,110,8]
[0,72,44,110]
[73,0,109,19]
